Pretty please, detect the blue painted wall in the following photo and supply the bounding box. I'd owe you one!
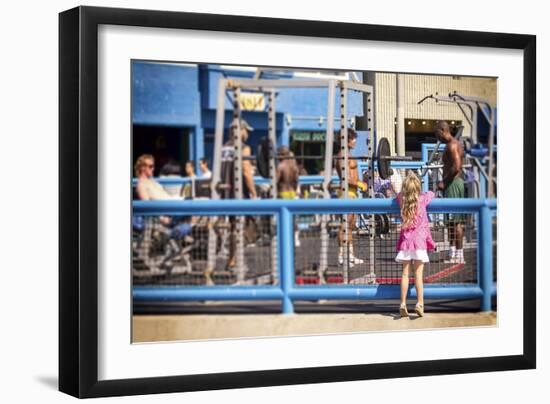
[132,62,201,126]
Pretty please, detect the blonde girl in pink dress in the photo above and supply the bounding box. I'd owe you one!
[396,171,436,317]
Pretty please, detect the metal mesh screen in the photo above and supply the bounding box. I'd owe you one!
[132,210,494,288]
[294,212,478,285]
[132,214,278,286]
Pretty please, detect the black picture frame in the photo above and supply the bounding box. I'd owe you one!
[59,5,536,398]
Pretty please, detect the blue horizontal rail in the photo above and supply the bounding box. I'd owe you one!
[134,142,490,190]
[358,160,424,171]
[133,285,488,302]
[289,285,486,300]
[133,197,496,216]
[132,175,340,187]
[133,286,284,301]
[132,197,496,313]
[132,160,427,189]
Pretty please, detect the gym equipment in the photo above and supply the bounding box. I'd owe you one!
[210,78,370,285]
[210,76,414,286]
[256,136,411,180]
[132,217,195,277]
[417,92,496,197]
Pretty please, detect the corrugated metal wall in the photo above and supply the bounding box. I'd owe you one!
[375,73,497,153]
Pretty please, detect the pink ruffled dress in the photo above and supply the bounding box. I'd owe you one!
[395,191,436,263]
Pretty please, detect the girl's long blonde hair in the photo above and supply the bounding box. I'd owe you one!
[400,171,422,228]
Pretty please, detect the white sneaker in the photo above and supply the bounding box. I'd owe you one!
[444,252,456,264]
[453,256,466,264]
[350,255,364,265]
[337,255,355,267]
[445,256,466,265]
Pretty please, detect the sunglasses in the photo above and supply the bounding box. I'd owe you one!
[144,164,155,169]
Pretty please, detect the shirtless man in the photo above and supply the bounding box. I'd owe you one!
[220,119,258,270]
[276,145,301,246]
[276,146,299,199]
[220,118,257,200]
[335,128,368,266]
[435,121,466,264]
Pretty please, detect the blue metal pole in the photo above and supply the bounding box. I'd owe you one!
[479,168,487,197]
[279,207,295,314]
[421,143,429,193]
[479,204,493,311]
[195,126,205,173]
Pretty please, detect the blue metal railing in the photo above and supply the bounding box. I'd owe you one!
[132,175,340,187]
[132,160,428,189]
[133,198,497,314]
[135,141,493,190]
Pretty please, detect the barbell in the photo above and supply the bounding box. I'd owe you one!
[255,136,411,180]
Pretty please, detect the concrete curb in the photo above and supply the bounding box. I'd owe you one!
[133,312,497,342]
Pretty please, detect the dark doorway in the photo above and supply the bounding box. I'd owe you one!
[290,140,325,174]
[289,130,339,175]
[132,125,190,176]
[403,119,462,160]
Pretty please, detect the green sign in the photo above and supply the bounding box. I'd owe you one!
[292,131,311,141]
[292,131,326,142]
[311,132,325,141]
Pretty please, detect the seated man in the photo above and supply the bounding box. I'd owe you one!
[135,154,174,201]
[133,154,193,274]
[135,155,199,234]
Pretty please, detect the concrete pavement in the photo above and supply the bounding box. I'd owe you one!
[133,311,497,342]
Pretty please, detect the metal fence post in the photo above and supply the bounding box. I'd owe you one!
[279,207,294,314]
[479,204,493,311]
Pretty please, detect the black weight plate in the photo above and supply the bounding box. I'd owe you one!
[378,137,391,179]
[256,136,271,178]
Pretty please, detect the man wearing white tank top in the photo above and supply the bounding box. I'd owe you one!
[134,154,175,201]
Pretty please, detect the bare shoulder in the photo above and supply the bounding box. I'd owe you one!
[135,180,149,200]
[136,179,146,190]
[446,140,459,151]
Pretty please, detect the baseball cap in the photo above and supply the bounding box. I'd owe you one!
[231,118,254,131]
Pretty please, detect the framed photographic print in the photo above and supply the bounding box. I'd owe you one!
[59,5,536,398]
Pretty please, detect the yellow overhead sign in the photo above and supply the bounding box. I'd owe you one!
[239,92,265,111]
